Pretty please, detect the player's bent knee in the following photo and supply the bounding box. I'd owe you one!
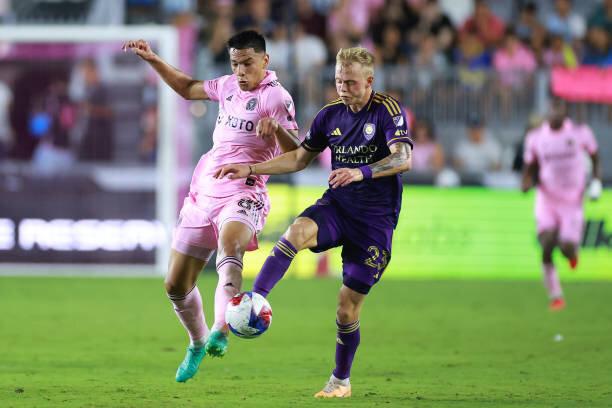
[164,278,190,297]
[284,218,317,250]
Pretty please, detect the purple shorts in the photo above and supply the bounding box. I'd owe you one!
[299,194,394,294]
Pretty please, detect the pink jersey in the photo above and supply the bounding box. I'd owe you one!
[524,119,598,204]
[192,70,298,198]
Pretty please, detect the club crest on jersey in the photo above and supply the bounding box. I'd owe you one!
[246,98,258,111]
[363,123,376,140]
[392,115,404,127]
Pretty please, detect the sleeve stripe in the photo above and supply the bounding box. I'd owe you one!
[387,137,413,145]
[373,95,400,116]
[301,142,324,152]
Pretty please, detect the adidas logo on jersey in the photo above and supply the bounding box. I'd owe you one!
[226,95,233,101]
[331,128,342,136]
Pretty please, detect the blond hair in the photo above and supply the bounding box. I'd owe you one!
[336,47,375,77]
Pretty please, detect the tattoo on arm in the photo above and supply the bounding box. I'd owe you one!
[369,143,411,177]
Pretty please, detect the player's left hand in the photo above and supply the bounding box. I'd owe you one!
[256,118,279,139]
[214,164,251,179]
[329,168,363,189]
[588,178,602,201]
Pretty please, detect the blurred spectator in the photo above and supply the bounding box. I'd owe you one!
[455,31,491,89]
[296,0,327,40]
[0,80,12,158]
[515,2,542,43]
[328,0,384,43]
[377,23,409,64]
[587,0,612,35]
[410,0,456,61]
[411,119,445,172]
[493,28,536,89]
[370,0,419,47]
[460,0,505,49]
[234,0,276,36]
[527,24,548,66]
[454,113,501,173]
[413,34,448,90]
[543,34,578,68]
[583,26,612,67]
[77,59,114,162]
[266,25,290,72]
[545,0,585,43]
[208,4,233,64]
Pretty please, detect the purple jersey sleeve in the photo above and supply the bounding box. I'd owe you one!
[382,103,413,147]
[301,111,327,152]
[203,75,231,102]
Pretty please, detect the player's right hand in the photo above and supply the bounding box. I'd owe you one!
[214,164,251,180]
[122,39,156,61]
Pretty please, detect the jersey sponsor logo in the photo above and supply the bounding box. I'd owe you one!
[363,123,376,140]
[392,115,404,127]
[246,97,258,111]
[331,144,378,164]
[226,95,233,101]
[223,114,255,131]
[330,128,342,136]
[395,129,408,136]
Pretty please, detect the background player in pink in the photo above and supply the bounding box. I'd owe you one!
[521,97,601,311]
[123,30,299,381]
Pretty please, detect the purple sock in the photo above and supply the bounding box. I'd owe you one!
[332,320,360,380]
[253,237,297,297]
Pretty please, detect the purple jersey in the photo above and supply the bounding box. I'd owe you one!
[301,92,412,226]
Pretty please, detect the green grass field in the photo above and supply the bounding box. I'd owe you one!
[1,276,611,407]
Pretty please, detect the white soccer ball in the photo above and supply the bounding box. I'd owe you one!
[225,291,272,339]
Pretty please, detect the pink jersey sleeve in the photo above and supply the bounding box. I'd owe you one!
[261,86,299,130]
[203,75,231,102]
[580,125,598,154]
[523,131,537,165]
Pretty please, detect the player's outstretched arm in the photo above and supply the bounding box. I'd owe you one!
[521,162,538,193]
[329,142,412,189]
[214,146,319,179]
[256,118,300,153]
[122,39,207,100]
[588,152,602,200]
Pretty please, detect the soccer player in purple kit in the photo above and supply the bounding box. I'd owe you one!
[216,47,412,398]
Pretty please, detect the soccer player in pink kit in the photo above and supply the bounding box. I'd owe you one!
[123,30,299,381]
[522,97,601,311]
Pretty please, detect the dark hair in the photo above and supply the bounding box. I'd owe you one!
[227,30,266,53]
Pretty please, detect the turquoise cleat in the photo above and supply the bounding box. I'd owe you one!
[175,346,206,382]
[204,330,228,358]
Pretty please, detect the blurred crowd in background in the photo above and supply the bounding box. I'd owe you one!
[0,0,610,186]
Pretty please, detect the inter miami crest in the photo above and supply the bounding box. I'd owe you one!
[363,123,376,141]
[246,97,258,111]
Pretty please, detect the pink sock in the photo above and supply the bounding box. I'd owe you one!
[168,286,209,346]
[213,256,243,332]
[542,263,563,299]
